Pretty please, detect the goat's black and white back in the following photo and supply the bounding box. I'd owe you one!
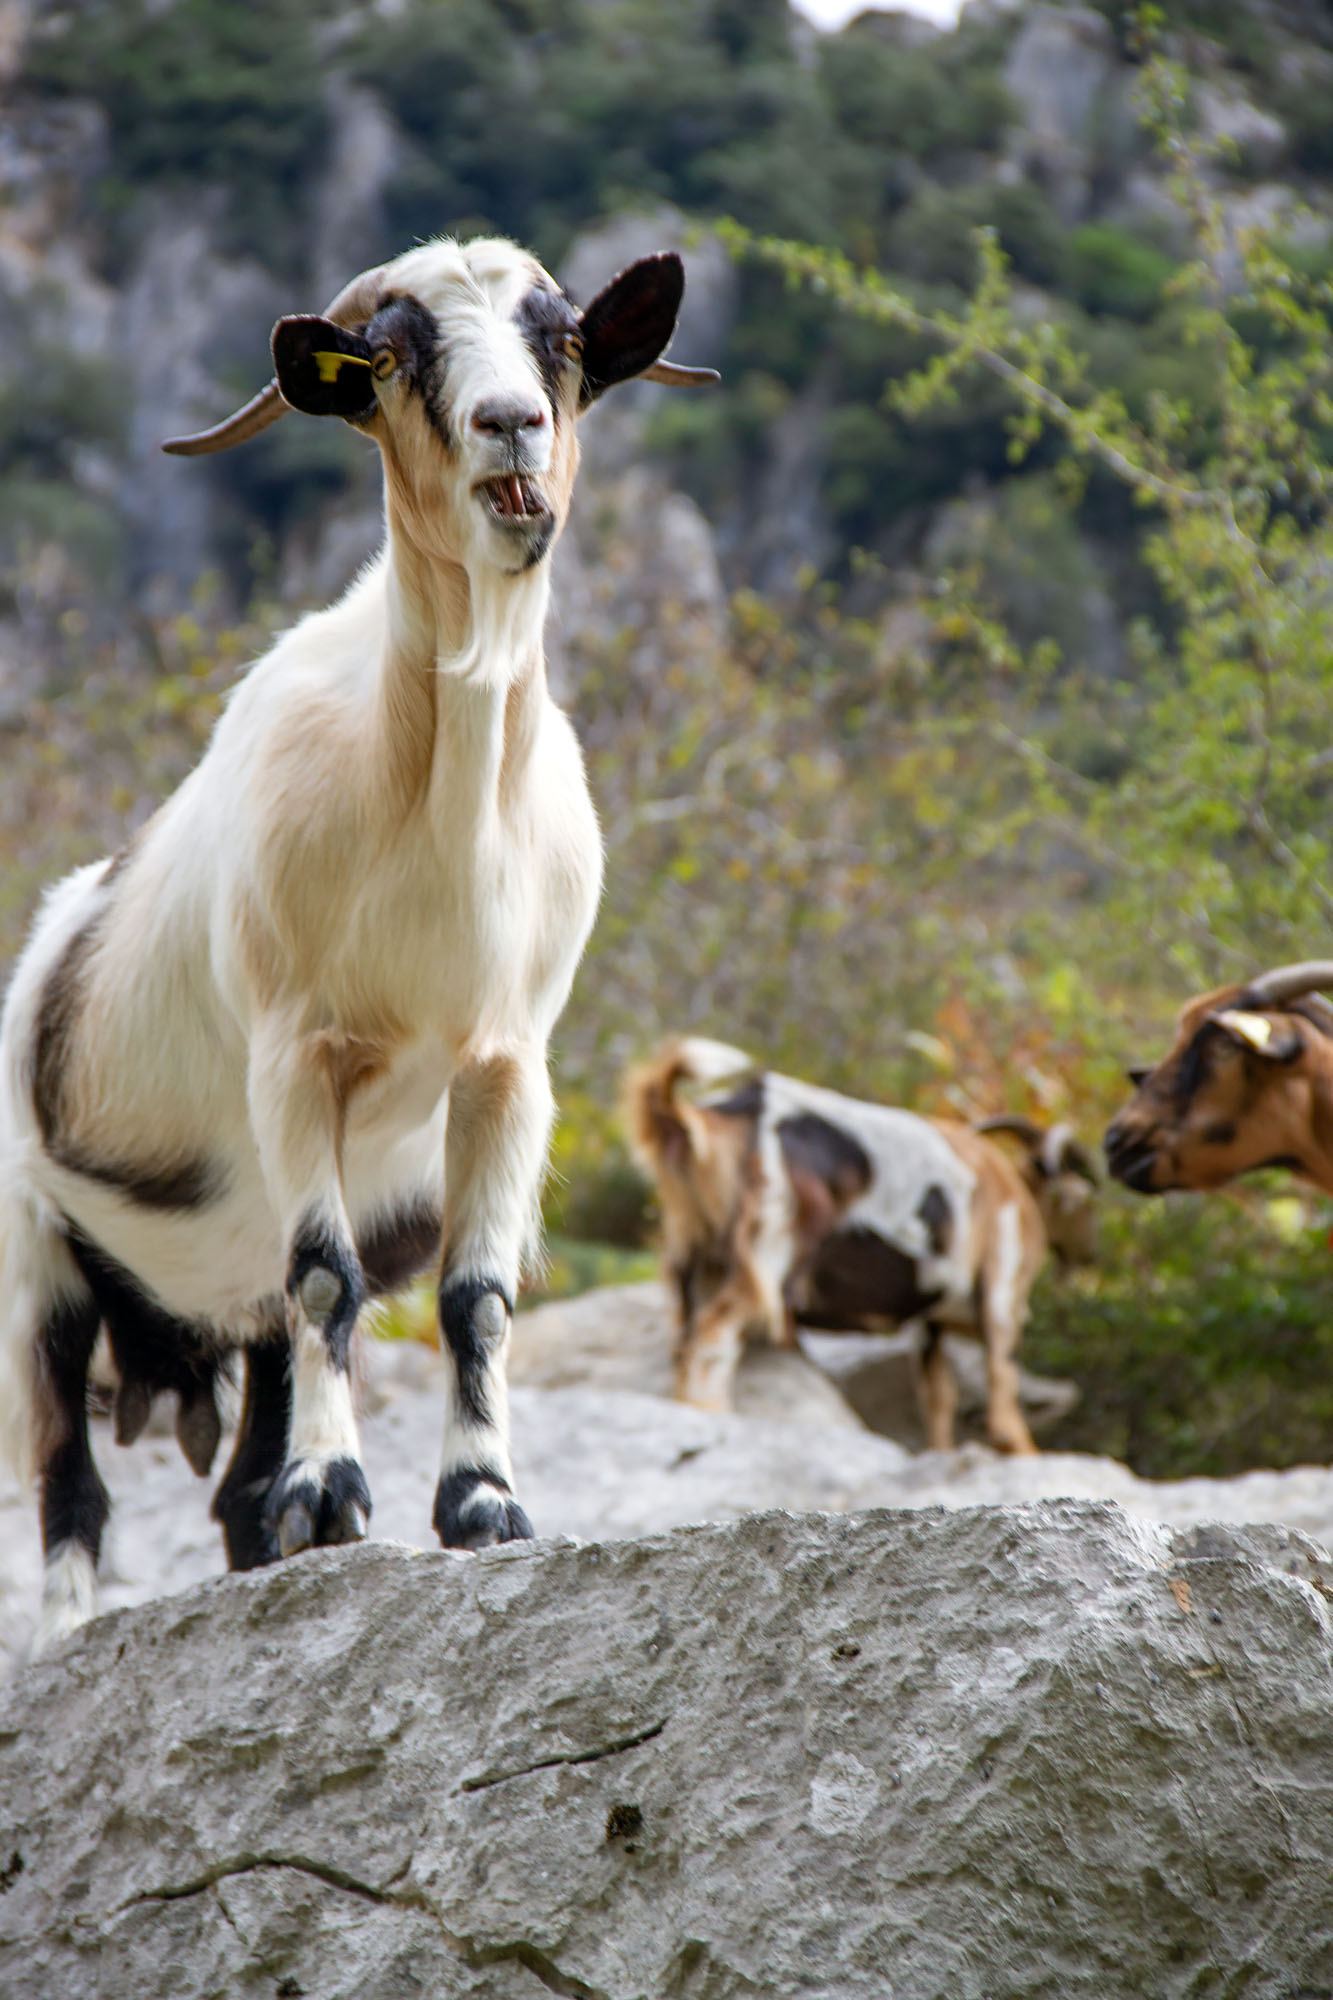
[0,234,713,1654]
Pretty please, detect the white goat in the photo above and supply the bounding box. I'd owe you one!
[0,235,714,1652]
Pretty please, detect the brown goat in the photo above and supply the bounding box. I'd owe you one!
[1104,960,1333,1197]
[626,1039,1098,1452]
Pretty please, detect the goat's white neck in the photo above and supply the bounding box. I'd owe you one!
[376,506,551,832]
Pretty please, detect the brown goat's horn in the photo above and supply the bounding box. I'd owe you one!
[976,1115,1044,1148]
[162,265,387,457]
[1243,961,1333,1007]
[641,360,721,387]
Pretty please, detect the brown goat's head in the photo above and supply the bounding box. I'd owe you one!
[1103,961,1333,1194]
[163,237,716,578]
[977,1117,1100,1265]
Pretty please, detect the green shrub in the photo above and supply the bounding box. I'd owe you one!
[1027,1193,1333,1476]
[1065,222,1177,320]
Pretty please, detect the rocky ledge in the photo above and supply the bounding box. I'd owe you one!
[2,1501,1332,1999]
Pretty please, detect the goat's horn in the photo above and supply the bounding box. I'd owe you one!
[1243,961,1333,1007]
[162,380,287,457]
[1042,1122,1100,1184]
[641,360,721,387]
[976,1114,1044,1148]
[162,265,388,457]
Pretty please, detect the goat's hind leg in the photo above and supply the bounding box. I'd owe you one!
[212,1330,292,1570]
[433,1047,551,1550]
[23,1243,107,1656]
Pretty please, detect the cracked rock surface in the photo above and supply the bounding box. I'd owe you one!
[2,1505,1333,1998]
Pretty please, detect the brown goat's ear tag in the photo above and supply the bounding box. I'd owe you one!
[272,315,376,420]
[1212,1008,1296,1059]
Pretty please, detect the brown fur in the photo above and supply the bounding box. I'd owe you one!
[1106,982,1333,1196]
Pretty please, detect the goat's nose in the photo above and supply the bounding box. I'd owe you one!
[470,397,546,439]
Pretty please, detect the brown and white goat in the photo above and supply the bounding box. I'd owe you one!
[0,235,715,1652]
[1104,960,1333,1197]
[626,1040,1097,1453]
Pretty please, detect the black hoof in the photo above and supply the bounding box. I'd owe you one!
[265,1455,371,1558]
[433,1468,533,1550]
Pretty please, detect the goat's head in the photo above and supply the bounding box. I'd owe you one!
[976,1116,1100,1266]
[163,236,715,576]
[1103,960,1333,1194]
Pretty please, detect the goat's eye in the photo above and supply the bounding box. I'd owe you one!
[372,347,397,381]
[563,332,584,364]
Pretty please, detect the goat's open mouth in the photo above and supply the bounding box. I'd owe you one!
[477,474,549,525]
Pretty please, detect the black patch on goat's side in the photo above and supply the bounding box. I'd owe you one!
[799,1224,942,1332]
[438,1275,513,1430]
[918,1183,953,1257]
[212,1334,292,1571]
[37,1289,109,1564]
[358,1199,442,1296]
[31,917,99,1155]
[32,923,226,1212]
[709,1075,765,1122]
[433,1463,534,1550]
[287,1214,366,1372]
[516,284,580,409]
[776,1112,872,1207]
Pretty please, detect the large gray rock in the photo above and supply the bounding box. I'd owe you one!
[2,1504,1332,1998]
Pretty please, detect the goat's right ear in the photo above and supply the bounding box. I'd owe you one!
[576,253,686,406]
[272,316,377,421]
[1210,1009,1303,1062]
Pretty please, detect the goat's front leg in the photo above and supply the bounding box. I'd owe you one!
[249,1019,371,1557]
[433,1045,551,1549]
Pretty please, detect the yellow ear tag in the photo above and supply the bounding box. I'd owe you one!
[1216,1009,1274,1051]
[313,350,371,384]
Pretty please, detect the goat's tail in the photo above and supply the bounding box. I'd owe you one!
[624,1036,754,1176]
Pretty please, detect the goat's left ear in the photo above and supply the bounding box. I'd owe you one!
[1211,1008,1304,1062]
[577,253,687,407]
[272,316,377,421]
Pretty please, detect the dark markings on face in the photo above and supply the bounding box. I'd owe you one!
[362,292,453,447]
[516,284,580,413]
[31,914,225,1210]
[800,1223,942,1332]
[1202,1119,1237,1146]
[776,1111,872,1208]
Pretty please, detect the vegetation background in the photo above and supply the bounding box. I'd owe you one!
[4,0,1333,1475]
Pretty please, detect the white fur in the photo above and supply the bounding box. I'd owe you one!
[0,236,617,1635]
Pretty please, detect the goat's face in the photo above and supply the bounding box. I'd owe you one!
[343,240,583,574]
[1104,985,1318,1193]
[166,236,709,580]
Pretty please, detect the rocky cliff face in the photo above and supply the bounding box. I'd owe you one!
[2,1503,1331,1998]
